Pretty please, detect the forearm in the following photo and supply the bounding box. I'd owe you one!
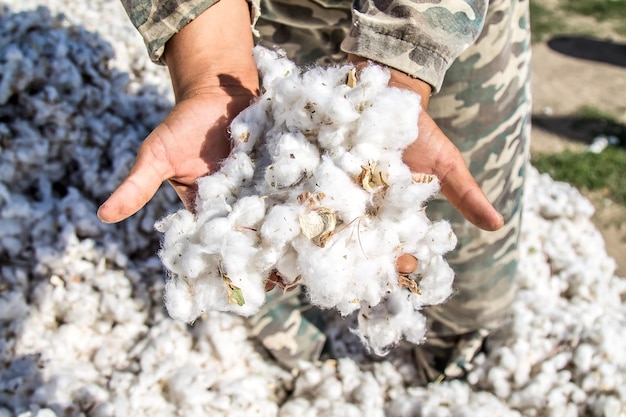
[342,0,488,93]
[164,0,258,102]
[120,0,221,63]
[348,54,432,110]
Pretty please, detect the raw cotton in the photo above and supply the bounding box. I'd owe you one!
[155,46,457,355]
[1,4,625,417]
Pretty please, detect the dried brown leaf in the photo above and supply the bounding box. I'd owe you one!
[411,172,437,184]
[398,275,421,294]
[347,68,357,88]
[298,207,337,248]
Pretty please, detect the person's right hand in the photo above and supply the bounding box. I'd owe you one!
[97,0,258,223]
[97,84,256,223]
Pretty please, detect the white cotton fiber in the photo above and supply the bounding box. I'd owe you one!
[2,3,626,413]
[154,46,455,352]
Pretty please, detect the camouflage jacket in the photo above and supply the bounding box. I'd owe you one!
[120,0,488,92]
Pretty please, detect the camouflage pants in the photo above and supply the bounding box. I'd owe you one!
[249,0,531,369]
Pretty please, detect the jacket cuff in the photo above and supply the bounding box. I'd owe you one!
[341,19,450,93]
[129,0,260,64]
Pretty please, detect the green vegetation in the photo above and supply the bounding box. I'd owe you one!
[533,105,626,203]
[532,146,626,204]
[529,2,565,43]
[529,0,626,40]
[562,0,626,22]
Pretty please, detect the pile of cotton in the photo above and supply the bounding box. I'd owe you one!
[461,168,626,417]
[1,2,625,417]
[155,46,457,354]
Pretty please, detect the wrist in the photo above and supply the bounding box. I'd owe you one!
[164,0,259,102]
[347,54,432,109]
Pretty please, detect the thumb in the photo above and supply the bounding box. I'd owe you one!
[409,113,504,232]
[438,163,504,232]
[97,140,172,223]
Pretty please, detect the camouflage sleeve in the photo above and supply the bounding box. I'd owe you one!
[120,0,221,64]
[341,0,489,93]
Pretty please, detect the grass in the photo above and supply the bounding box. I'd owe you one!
[529,2,566,43]
[533,105,626,204]
[530,0,626,40]
[529,0,626,226]
[561,0,626,22]
[532,146,626,204]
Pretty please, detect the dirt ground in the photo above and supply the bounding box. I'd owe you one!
[530,38,626,277]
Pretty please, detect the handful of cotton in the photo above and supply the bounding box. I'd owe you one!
[156,46,456,355]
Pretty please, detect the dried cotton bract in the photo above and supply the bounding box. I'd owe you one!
[156,46,457,354]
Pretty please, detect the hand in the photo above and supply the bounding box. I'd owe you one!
[348,55,504,232]
[403,110,504,231]
[97,86,256,222]
[97,0,258,223]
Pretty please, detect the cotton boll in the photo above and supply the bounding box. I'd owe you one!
[293,236,362,313]
[355,292,422,356]
[350,142,385,162]
[163,278,201,323]
[335,149,364,177]
[220,230,260,279]
[154,210,196,248]
[224,273,267,317]
[274,247,301,283]
[312,157,370,222]
[346,64,391,104]
[412,255,455,307]
[178,272,230,317]
[229,195,267,229]
[420,220,457,257]
[230,103,269,154]
[376,153,411,184]
[402,310,428,345]
[180,244,211,280]
[271,86,316,132]
[394,212,431,254]
[158,238,191,277]
[219,151,256,189]
[355,88,420,150]
[318,124,351,155]
[381,182,439,220]
[194,173,236,219]
[279,399,317,417]
[261,204,301,248]
[254,46,298,88]
[264,132,320,190]
[199,217,231,252]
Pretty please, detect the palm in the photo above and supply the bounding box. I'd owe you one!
[98,89,255,222]
[403,111,504,231]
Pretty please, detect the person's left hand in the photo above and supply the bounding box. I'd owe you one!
[349,55,504,232]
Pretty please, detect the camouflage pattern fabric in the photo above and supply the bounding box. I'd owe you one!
[255,0,531,376]
[247,287,327,369]
[120,0,532,376]
[424,0,531,340]
[120,0,220,64]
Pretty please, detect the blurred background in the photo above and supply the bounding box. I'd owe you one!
[528,0,626,276]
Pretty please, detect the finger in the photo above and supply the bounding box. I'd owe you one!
[98,142,171,223]
[438,162,504,231]
[413,114,504,232]
[397,253,418,274]
[168,179,198,213]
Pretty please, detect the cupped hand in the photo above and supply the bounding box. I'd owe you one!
[349,55,504,232]
[98,0,258,223]
[97,85,256,223]
[402,111,504,231]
